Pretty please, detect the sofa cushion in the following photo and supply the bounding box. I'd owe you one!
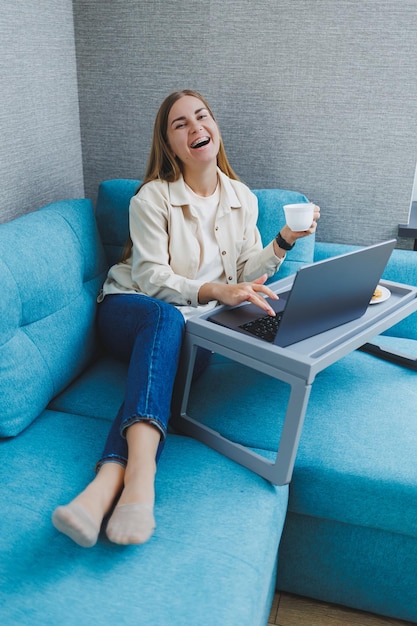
[0,409,288,626]
[0,200,107,436]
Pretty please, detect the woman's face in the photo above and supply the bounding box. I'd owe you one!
[166,95,220,172]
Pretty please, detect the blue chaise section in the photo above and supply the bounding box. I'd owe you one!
[93,180,417,622]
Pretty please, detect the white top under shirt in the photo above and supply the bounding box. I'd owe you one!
[180,183,226,319]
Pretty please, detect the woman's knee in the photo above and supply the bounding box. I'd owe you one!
[153,299,185,335]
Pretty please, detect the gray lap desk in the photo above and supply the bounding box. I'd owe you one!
[172,277,417,485]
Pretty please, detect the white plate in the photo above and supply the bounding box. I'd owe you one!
[370,284,391,304]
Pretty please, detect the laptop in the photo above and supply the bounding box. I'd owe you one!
[208,239,396,348]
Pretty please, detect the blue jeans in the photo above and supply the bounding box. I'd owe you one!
[96,294,210,469]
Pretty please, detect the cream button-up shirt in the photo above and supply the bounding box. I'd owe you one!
[100,169,285,314]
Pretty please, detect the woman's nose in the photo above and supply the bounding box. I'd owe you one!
[190,120,202,132]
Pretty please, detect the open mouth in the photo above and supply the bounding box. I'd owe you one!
[190,137,210,149]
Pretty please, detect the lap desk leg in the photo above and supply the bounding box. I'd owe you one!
[171,330,312,486]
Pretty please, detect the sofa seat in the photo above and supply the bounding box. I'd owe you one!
[0,403,288,626]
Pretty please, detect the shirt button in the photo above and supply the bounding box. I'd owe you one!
[228,276,233,281]
[215,226,219,231]
[187,300,192,305]
[222,250,226,255]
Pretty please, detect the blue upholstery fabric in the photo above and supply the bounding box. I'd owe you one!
[49,356,128,422]
[95,179,139,266]
[0,409,288,626]
[277,514,417,623]
[184,341,417,621]
[91,179,417,621]
[0,200,107,436]
[0,187,291,625]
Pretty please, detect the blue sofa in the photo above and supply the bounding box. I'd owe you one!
[1,179,416,624]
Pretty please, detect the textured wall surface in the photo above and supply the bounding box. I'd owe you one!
[2,1,416,247]
[74,0,417,247]
[0,0,84,223]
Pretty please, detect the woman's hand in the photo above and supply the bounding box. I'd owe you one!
[274,204,320,258]
[199,274,278,316]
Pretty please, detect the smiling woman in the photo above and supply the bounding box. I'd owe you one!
[166,96,221,188]
[52,89,319,549]
[142,90,239,188]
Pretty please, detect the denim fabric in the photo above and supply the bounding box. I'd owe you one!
[95,294,210,468]
[95,294,185,467]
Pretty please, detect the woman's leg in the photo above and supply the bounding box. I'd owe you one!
[98,294,186,462]
[53,294,185,547]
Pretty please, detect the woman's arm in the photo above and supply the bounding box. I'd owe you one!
[129,192,203,306]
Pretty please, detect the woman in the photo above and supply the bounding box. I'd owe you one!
[52,90,319,548]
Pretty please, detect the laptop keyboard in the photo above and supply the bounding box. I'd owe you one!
[239,313,283,342]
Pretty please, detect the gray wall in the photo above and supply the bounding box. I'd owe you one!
[0,0,83,224]
[1,1,416,249]
[73,0,417,248]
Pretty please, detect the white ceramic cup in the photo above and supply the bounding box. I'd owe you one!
[283,202,314,231]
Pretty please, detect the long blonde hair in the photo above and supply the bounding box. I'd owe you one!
[121,90,239,262]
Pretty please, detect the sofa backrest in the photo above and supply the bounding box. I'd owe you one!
[0,200,107,437]
[95,179,138,267]
[95,179,315,280]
